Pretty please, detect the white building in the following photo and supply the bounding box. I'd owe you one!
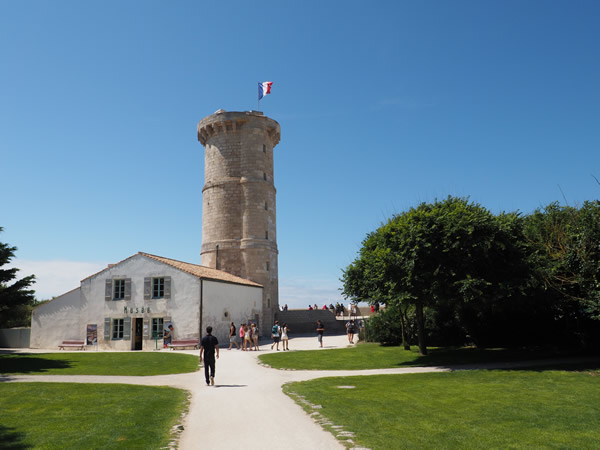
[30,252,263,350]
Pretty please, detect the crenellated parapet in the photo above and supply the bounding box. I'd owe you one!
[197,110,280,147]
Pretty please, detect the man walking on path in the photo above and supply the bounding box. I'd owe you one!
[228,322,240,350]
[316,320,325,347]
[199,326,219,386]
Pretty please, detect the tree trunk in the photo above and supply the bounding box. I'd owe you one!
[399,304,411,350]
[415,302,427,355]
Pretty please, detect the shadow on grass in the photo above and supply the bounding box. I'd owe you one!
[401,347,600,372]
[0,425,28,450]
[0,354,72,375]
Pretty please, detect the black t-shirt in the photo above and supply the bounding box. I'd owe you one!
[201,335,219,358]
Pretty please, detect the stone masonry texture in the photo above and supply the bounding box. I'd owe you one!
[197,110,281,329]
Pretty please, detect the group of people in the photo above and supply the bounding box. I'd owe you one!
[199,315,358,386]
[334,303,360,317]
[227,322,260,351]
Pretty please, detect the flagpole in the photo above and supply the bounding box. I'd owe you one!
[257,82,260,112]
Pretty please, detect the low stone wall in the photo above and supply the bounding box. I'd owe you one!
[0,328,31,348]
[275,310,346,334]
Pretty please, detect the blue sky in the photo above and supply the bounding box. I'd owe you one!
[2,1,599,307]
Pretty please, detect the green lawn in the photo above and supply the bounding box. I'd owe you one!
[0,352,199,376]
[259,342,591,370]
[0,383,188,449]
[283,368,600,449]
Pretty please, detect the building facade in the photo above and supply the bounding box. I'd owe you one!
[30,253,262,350]
[197,110,281,328]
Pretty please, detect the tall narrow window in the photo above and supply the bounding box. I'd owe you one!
[263,144,266,153]
[264,201,268,211]
[266,262,270,271]
[114,280,125,300]
[265,231,268,239]
[263,172,267,181]
[151,318,164,339]
[153,278,165,299]
[112,319,124,339]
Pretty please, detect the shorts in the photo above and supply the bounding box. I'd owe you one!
[317,334,323,343]
[273,336,280,343]
[230,336,238,344]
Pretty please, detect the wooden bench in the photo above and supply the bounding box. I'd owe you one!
[58,340,86,350]
[167,339,200,350]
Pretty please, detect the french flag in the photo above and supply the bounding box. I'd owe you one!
[258,81,273,100]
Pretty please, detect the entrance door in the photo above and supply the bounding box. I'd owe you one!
[134,318,143,350]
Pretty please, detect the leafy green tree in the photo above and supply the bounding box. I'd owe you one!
[343,197,532,354]
[342,232,413,349]
[0,227,36,328]
[524,201,600,346]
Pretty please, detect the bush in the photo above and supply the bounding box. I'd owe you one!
[362,306,414,345]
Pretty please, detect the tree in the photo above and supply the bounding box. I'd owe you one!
[343,197,532,354]
[0,227,36,328]
[524,201,600,347]
[342,231,413,349]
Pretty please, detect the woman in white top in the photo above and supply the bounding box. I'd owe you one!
[281,323,290,351]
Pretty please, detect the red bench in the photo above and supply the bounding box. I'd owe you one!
[167,339,199,350]
[58,340,86,350]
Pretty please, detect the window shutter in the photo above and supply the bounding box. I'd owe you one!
[123,317,132,340]
[104,318,111,340]
[143,319,150,340]
[164,277,171,299]
[144,277,151,300]
[124,278,132,301]
[105,280,113,301]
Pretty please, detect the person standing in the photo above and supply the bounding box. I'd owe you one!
[244,323,252,350]
[199,326,219,386]
[239,323,246,351]
[346,319,355,344]
[228,322,240,350]
[316,320,325,348]
[281,323,290,351]
[271,320,281,351]
[251,323,260,351]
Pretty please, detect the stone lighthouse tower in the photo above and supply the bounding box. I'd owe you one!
[197,110,281,328]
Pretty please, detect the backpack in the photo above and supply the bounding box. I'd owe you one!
[272,325,279,336]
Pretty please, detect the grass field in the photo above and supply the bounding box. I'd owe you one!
[259,342,591,370]
[0,352,199,376]
[0,383,188,449]
[283,367,600,449]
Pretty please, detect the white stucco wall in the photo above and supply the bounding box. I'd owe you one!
[202,279,263,343]
[81,254,202,351]
[30,253,263,351]
[30,287,82,348]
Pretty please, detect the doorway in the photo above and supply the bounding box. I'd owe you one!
[134,318,143,350]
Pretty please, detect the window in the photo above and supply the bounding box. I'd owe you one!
[112,319,124,339]
[114,280,125,300]
[151,318,164,339]
[144,276,171,300]
[106,278,131,302]
[265,231,268,239]
[263,172,267,181]
[264,201,268,211]
[153,278,165,299]
[266,261,270,271]
[263,144,266,153]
